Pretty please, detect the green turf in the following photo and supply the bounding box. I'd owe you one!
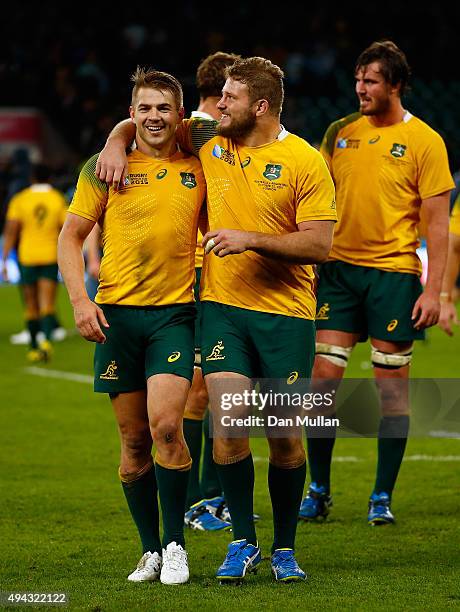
[0,285,459,611]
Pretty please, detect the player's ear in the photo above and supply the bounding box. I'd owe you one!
[129,106,135,122]
[255,99,269,117]
[178,106,185,120]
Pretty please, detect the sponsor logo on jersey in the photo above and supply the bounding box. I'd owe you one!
[100,361,119,380]
[337,138,360,149]
[212,144,235,165]
[316,303,330,320]
[125,173,148,185]
[263,164,282,180]
[206,340,226,361]
[387,319,398,332]
[287,371,299,385]
[180,172,197,189]
[156,168,168,179]
[167,351,181,362]
[390,143,406,158]
[241,156,251,168]
[369,135,381,144]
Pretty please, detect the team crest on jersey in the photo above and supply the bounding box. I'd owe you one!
[156,168,168,180]
[180,172,197,189]
[212,144,236,165]
[316,303,330,320]
[390,143,406,158]
[263,164,282,181]
[241,156,251,168]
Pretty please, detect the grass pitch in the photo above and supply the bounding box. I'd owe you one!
[0,284,459,611]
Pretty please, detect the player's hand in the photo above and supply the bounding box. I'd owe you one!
[438,301,458,336]
[411,290,441,330]
[95,142,128,191]
[202,229,254,258]
[72,297,109,343]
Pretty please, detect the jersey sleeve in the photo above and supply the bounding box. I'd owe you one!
[295,147,337,224]
[176,118,218,156]
[6,193,22,221]
[68,154,108,222]
[416,131,455,200]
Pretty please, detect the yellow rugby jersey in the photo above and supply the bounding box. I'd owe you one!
[176,119,337,319]
[321,112,454,274]
[195,229,204,269]
[6,184,68,266]
[449,195,460,237]
[69,149,206,306]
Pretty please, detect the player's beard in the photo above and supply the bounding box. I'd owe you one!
[217,109,257,139]
[359,95,391,116]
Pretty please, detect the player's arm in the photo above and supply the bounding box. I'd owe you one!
[1,218,21,281]
[85,223,102,280]
[95,119,134,189]
[58,213,109,343]
[202,220,335,264]
[412,191,450,329]
[438,231,460,335]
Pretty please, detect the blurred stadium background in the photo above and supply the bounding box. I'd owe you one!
[1,4,459,609]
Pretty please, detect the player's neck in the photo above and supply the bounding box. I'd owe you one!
[236,118,283,148]
[135,137,178,159]
[197,97,221,120]
[367,101,405,128]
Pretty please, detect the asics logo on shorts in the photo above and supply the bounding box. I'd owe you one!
[387,319,399,332]
[168,351,181,363]
[100,361,119,380]
[206,340,226,361]
[287,371,299,385]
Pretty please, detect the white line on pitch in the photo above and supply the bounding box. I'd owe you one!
[24,367,93,384]
[253,455,460,462]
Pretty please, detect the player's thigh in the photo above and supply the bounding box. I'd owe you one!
[37,275,58,312]
[249,310,316,380]
[366,269,424,342]
[144,303,196,383]
[184,367,208,420]
[315,261,366,336]
[201,301,254,378]
[94,305,146,394]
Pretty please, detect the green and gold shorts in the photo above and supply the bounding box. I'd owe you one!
[315,261,425,342]
[94,303,196,393]
[201,301,315,380]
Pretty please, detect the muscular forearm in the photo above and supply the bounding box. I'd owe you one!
[108,119,136,148]
[425,222,449,295]
[57,233,89,305]
[248,229,332,264]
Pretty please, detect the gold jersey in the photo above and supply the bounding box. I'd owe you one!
[69,149,206,306]
[449,195,460,237]
[6,184,68,266]
[177,119,337,319]
[321,112,454,274]
[195,229,204,269]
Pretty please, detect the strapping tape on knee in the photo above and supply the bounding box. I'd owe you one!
[316,342,352,368]
[371,347,412,369]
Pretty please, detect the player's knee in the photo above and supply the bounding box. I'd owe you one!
[151,418,182,448]
[315,342,352,372]
[269,438,305,468]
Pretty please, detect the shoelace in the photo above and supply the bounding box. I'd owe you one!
[274,552,298,572]
[137,552,151,570]
[226,542,252,562]
[164,548,186,571]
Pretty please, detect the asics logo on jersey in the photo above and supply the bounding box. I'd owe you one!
[180,172,197,189]
[387,319,399,332]
[212,144,236,166]
[390,143,407,158]
[287,371,299,385]
[241,156,251,168]
[156,168,168,179]
[316,303,330,320]
[100,361,119,380]
[263,164,282,181]
[206,340,226,361]
[369,135,381,144]
[168,351,181,362]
